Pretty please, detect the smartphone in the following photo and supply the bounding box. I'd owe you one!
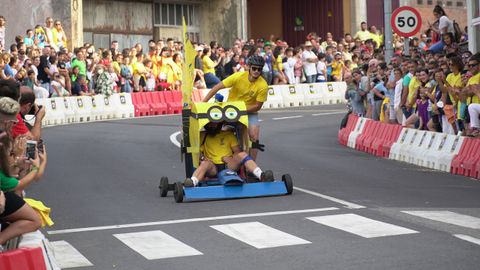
[37,139,44,153]
[25,140,37,159]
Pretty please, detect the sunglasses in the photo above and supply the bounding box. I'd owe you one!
[468,63,479,68]
[250,66,262,72]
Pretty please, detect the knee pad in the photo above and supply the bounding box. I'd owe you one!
[240,155,253,166]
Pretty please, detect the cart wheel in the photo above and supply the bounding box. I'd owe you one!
[173,182,184,203]
[159,177,169,197]
[282,174,293,195]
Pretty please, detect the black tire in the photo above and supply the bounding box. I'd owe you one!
[173,182,184,203]
[282,174,293,195]
[160,177,169,197]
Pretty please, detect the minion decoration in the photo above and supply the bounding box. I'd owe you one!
[187,101,249,170]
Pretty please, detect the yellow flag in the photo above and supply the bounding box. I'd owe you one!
[182,17,195,108]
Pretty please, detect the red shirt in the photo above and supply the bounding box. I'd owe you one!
[11,114,29,138]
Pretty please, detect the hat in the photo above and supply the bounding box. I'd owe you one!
[264,41,271,47]
[305,41,313,47]
[256,38,265,43]
[195,46,203,52]
[0,97,20,121]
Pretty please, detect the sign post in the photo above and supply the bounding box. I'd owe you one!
[391,6,422,55]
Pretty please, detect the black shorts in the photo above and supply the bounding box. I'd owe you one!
[139,77,146,87]
[215,164,227,173]
[0,192,26,218]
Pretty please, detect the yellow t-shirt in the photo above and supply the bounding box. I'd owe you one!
[273,55,283,71]
[355,30,371,41]
[132,62,145,76]
[201,131,239,164]
[222,71,268,107]
[112,61,121,75]
[407,76,421,105]
[202,56,216,74]
[446,72,463,105]
[331,60,344,77]
[370,33,382,48]
[467,73,480,104]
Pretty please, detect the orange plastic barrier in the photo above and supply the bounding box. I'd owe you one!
[145,92,168,115]
[131,92,151,116]
[0,247,46,270]
[451,138,480,176]
[162,91,182,114]
[337,114,359,146]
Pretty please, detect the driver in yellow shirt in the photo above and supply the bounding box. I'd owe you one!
[203,55,268,160]
[184,122,273,187]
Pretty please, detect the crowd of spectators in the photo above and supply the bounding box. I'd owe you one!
[0,3,477,249]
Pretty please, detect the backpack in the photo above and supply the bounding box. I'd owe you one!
[453,20,462,43]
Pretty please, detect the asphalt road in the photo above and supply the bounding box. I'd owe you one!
[29,105,480,270]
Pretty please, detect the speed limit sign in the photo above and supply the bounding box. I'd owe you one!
[391,6,422,37]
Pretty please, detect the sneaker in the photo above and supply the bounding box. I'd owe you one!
[184,178,194,187]
[260,170,274,182]
[469,128,480,137]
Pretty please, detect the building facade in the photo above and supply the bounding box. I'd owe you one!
[0,0,475,50]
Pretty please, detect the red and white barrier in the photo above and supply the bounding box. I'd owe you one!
[340,116,476,180]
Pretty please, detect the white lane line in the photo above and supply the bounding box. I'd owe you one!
[311,111,345,116]
[114,230,202,260]
[47,207,338,235]
[402,211,480,229]
[293,186,365,209]
[169,131,181,147]
[454,234,480,246]
[272,115,304,120]
[307,213,418,238]
[50,240,94,268]
[211,222,311,249]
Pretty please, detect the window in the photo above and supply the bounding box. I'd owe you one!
[427,0,433,5]
[153,2,200,27]
[417,0,423,5]
[456,1,464,7]
[446,1,452,6]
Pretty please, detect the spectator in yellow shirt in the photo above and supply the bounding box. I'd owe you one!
[202,48,221,88]
[331,52,345,81]
[51,20,67,50]
[369,25,382,48]
[354,22,371,41]
[132,53,147,91]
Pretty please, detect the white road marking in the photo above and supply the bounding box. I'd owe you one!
[211,221,311,249]
[169,131,181,147]
[114,230,202,260]
[307,213,418,238]
[47,207,338,235]
[311,111,345,116]
[402,211,480,229]
[272,115,304,120]
[293,186,365,209]
[453,234,480,246]
[50,240,93,268]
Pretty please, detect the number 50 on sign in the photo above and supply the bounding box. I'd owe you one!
[391,6,422,38]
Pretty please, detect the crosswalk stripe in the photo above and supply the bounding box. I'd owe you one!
[113,230,203,260]
[453,234,480,246]
[402,211,480,229]
[211,221,311,249]
[307,213,418,238]
[50,240,93,269]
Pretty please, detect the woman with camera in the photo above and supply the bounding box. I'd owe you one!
[0,97,42,246]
